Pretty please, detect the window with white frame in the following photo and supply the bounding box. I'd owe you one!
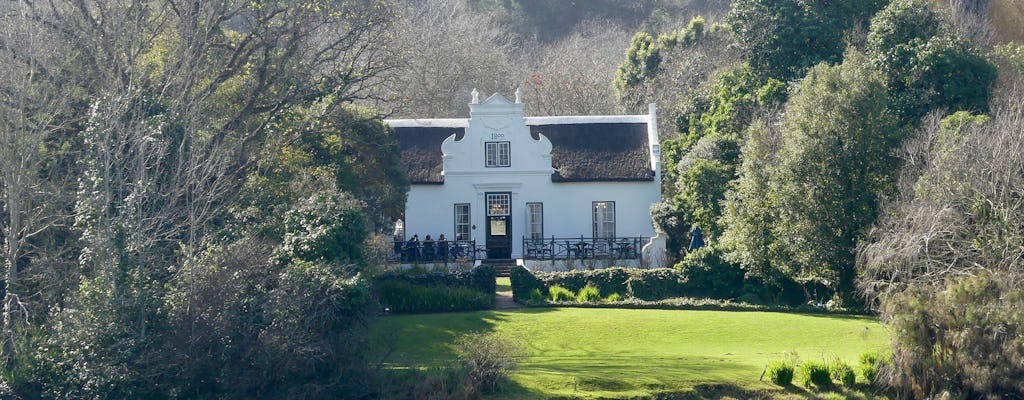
[485,141,510,167]
[454,203,471,240]
[486,193,510,216]
[592,201,615,238]
[527,203,543,240]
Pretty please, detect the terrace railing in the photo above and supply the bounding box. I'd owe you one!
[522,236,646,260]
[389,239,479,263]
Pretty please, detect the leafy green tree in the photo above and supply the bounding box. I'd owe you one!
[278,191,368,267]
[614,32,661,94]
[866,0,997,123]
[727,0,886,80]
[719,121,784,283]
[771,52,902,302]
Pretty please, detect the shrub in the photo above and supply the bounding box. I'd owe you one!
[766,360,794,386]
[604,293,622,302]
[858,350,888,383]
[576,285,602,302]
[800,360,832,388]
[675,246,745,299]
[829,360,856,387]
[586,268,631,297]
[626,269,684,300]
[548,285,575,302]
[540,270,589,293]
[376,281,493,313]
[528,288,546,302]
[471,264,496,293]
[377,265,495,294]
[454,332,524,393]
[510,266,545,301]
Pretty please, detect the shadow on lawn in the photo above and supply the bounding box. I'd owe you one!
[371,308,558,366]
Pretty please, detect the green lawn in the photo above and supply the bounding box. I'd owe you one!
[496,276,511,292]
[372,308,889,399]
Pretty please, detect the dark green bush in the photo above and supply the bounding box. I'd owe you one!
[510,266,545,301]
[377,265,495,294]
[800,360,832,388]
[538,270,588,292]
[766,360,794,386]
[471,264,496,293]
[376,280,493,313]
[528,288,546,302]
[576,285,602,302]
[676,246,745,299]
[548,285,575,302]
[585,268,631,298]
[626,269,685,300]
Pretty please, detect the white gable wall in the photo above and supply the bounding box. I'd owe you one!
[397,94,661,260]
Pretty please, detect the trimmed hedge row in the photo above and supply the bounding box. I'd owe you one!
[377,264,495,294]
[510,266,687,301]
[374,264,496,313]
[376,281,493,313]
[509,265,823,307]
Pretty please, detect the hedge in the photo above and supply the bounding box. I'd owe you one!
[374,265,496,313]
[376,280,493,313]
[376,264,495,294]
[508,266,834,309]
[510,265,545,301]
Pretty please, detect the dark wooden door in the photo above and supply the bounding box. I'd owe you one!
[485,192,512,259]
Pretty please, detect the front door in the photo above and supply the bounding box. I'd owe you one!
[485,192,512,259]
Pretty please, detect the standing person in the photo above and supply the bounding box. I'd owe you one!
[688,225,704,252]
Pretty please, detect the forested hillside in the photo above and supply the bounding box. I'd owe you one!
[1,0,1022,399]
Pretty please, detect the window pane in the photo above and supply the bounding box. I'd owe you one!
[485,141,510,167]
[486,193,510,216]
[527,203,543,240]
[454,203,470,240]
[592,201,615,238]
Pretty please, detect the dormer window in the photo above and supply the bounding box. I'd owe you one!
[485,141,510,167]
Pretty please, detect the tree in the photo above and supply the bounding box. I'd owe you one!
[383,0,517,118]
[727,0,886,80]
[719,121,784,283]
[520,21,628,116]
[866,0,997,123]
[768,52,902,302]
[0,2,78,367]
[858,87,1024,399]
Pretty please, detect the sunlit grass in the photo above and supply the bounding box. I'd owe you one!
[372,308,889,399]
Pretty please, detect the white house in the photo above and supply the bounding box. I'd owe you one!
[388,91,666,270]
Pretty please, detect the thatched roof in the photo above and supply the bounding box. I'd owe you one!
[393,126,464,184]
[530,122,653,182]
[390,120,653,184]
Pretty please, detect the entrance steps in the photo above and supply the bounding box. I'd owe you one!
[486,258,519,277]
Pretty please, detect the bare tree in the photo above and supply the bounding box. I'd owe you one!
[383,0,518,118]
[519,20,629,116]
[0,1,77,366]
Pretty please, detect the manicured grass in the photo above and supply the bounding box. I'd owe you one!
[496,276,511,292]
[372,308,888,399]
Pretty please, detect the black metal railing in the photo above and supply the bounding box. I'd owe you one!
[521,236,646,260]
[389,239,479,263]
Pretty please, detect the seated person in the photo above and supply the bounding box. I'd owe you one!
[405,234,420,261]
[422,235,435,261]
[437,234,449,260]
